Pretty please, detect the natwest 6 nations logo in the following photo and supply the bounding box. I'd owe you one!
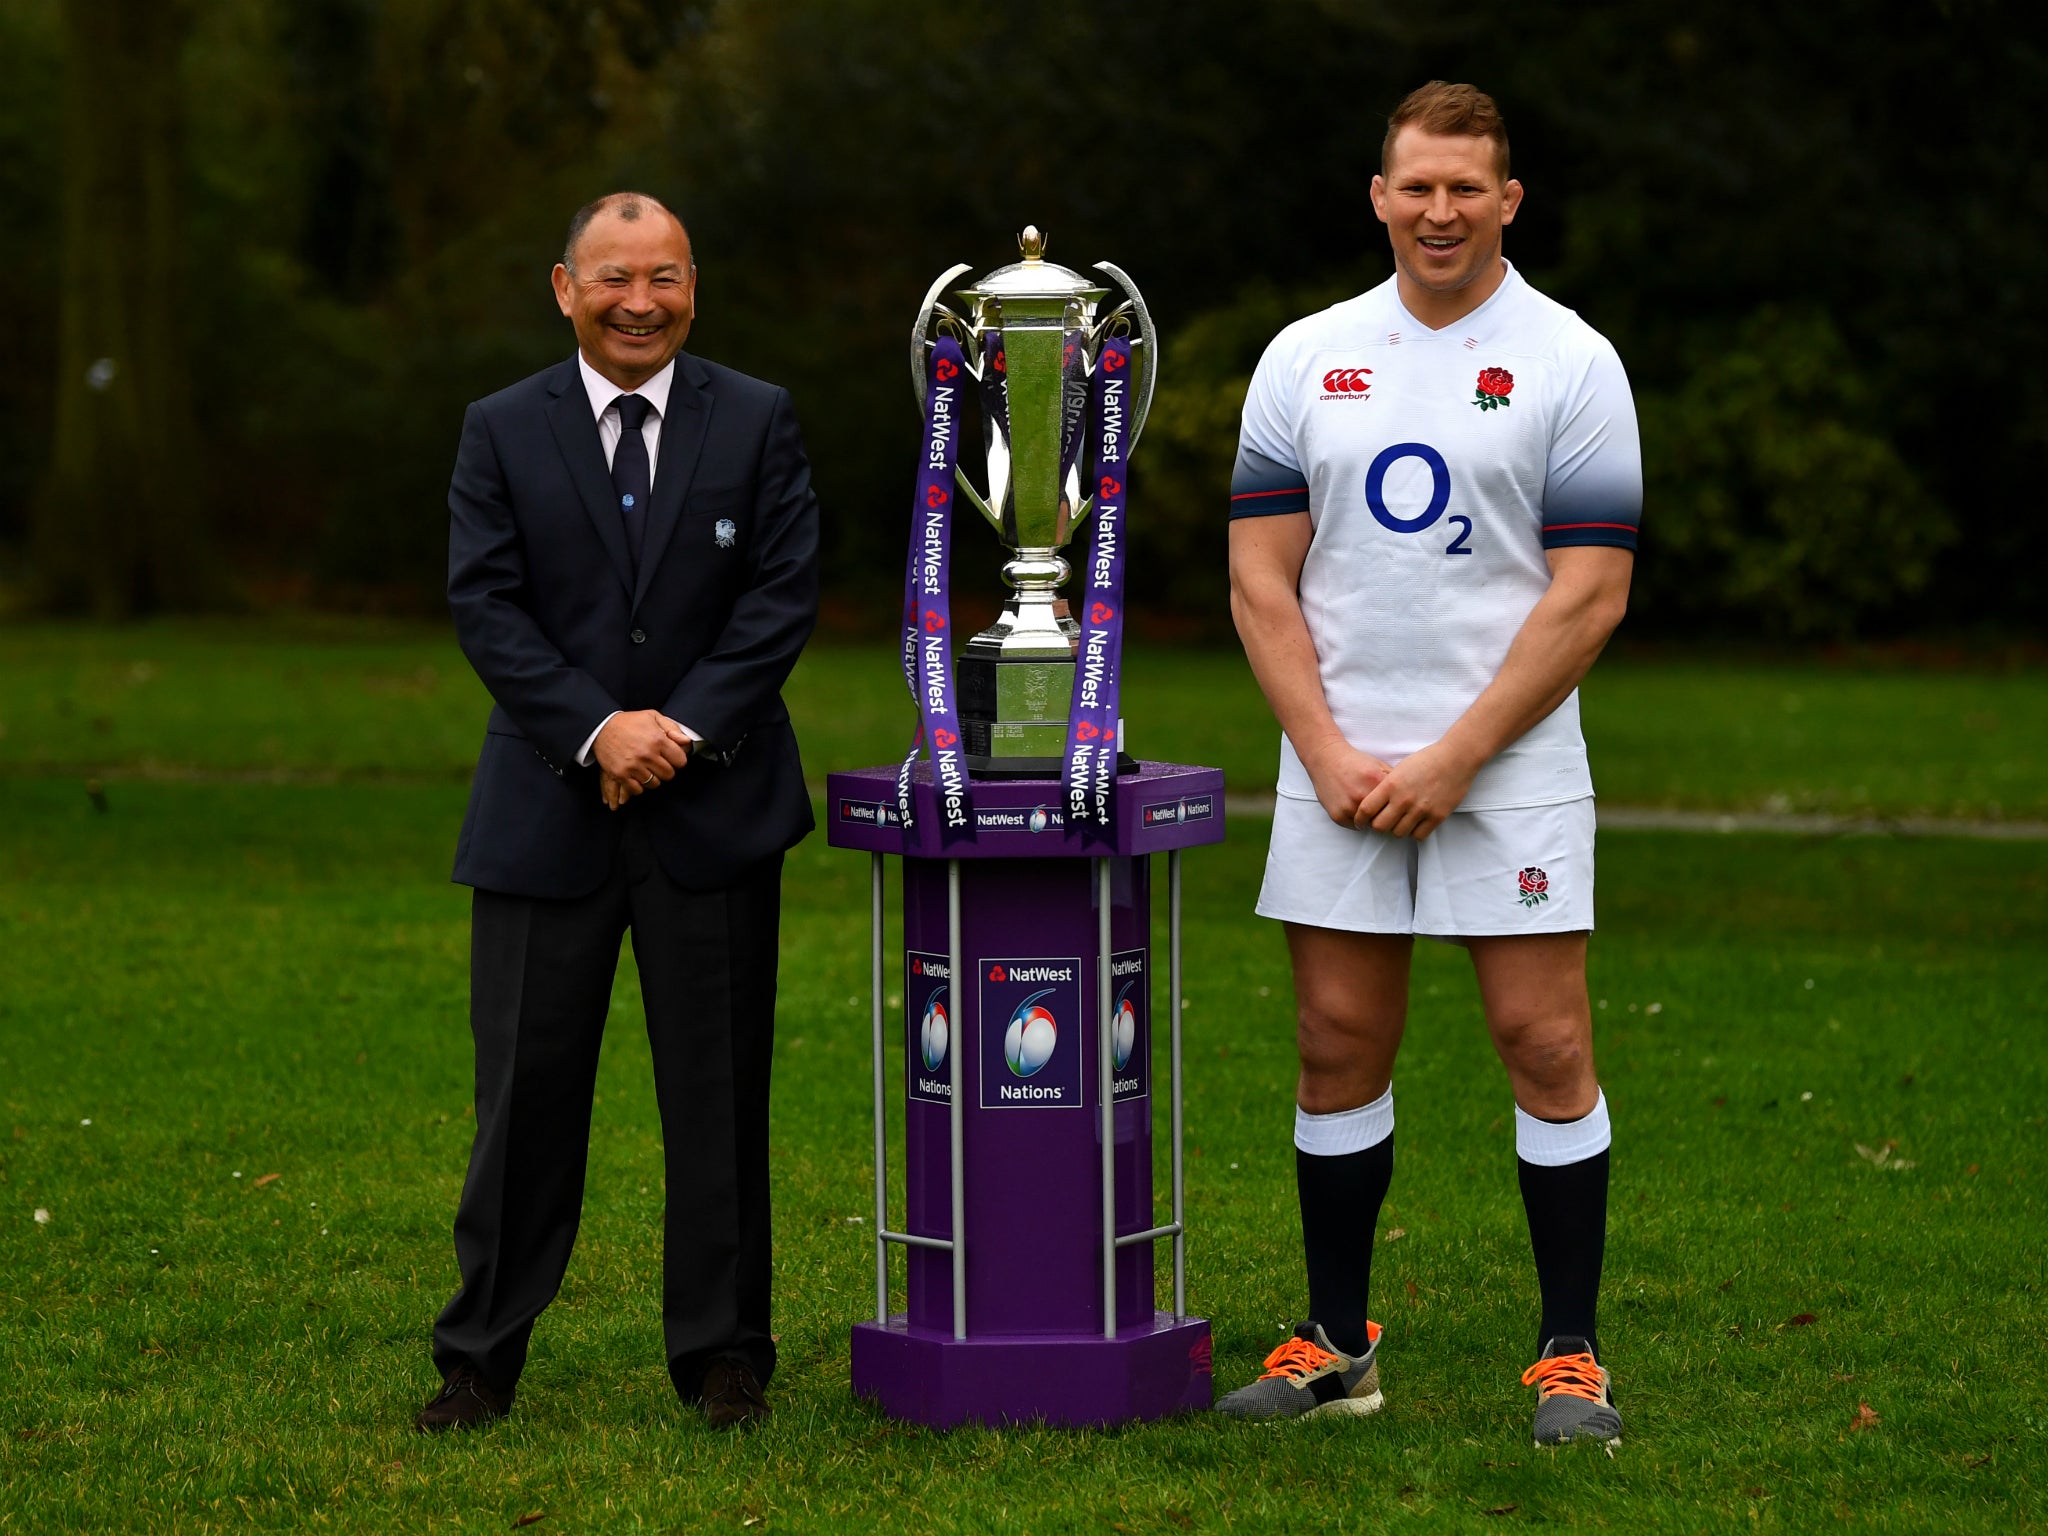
[979,957,1083,1108]
[1003,990,1059,1078]
[1141,794,1215,829]
[922,991,950,1073]
[1110,948,1149,1102]
[905,952,953,1103]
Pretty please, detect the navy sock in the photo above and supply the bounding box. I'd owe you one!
[1517,1147,1609,1360]
[1296,1134,1394,1358]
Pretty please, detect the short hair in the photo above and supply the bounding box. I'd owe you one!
[1381,81,1510,181]
[561,192,692,273]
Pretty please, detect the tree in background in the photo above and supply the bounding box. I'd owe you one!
[1636,309,1950,638]
[32,0,214,617]
[4,0,2041,638]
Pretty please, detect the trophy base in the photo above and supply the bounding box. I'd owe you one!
[959,649,1074,722]
[964,750,1139,782]
[960,646,1097,778]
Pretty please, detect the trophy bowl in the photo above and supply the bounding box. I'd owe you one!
[912,227,1156,776]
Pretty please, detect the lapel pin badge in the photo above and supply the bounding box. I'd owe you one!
[714,518,737,549]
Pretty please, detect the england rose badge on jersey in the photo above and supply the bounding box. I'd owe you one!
[1518,866,1550,907]
[1472,367,1514,411]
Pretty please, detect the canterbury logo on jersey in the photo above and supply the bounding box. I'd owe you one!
[1320,368,1373,398]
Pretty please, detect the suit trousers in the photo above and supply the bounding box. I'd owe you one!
[431,819,782,1399]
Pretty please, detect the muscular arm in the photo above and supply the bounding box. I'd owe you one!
[1356,545,1634,839]
[1229,513,1392,825]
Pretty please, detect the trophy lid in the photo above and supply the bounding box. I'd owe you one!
[959,226,1109,307]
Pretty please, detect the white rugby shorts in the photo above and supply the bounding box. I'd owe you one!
[1256,793,1595,937]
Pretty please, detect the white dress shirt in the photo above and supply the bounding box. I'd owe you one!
[579,350,673,485]
[571,352,697,767]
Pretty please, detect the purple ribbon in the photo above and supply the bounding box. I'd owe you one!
[897,337,974,842]
[1061,334,1132,840]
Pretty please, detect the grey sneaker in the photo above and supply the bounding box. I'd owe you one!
[1215,1322,1384,1421]
[1523,1335,1622,1446]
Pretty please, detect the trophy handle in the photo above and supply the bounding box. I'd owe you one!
[1092,261,1158,456]
[910,263,975,410]
[911,262,1000,532]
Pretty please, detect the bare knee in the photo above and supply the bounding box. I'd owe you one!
[1490,1013,1595,1114]
[1295,996,1359,1081]
[1295,995,1401,1113]
[1284,926,1411,1114]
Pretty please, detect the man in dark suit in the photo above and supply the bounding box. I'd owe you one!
[417,192,819,1432]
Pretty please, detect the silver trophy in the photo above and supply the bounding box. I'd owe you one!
[912,226,1156,775]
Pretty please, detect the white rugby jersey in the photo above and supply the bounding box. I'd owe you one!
[1232,262,1641,810]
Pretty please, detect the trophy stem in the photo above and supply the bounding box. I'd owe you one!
[957,546,1079,776]
[993,549,1079,655]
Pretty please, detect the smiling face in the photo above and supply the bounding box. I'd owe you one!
[551,202,696,390]
[1369,127,1523,328]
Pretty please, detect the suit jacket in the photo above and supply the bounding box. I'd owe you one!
[447,351,820,898]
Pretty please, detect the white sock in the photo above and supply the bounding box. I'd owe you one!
[1514,1089,1611,1167]
[1295,1083,1394,1156]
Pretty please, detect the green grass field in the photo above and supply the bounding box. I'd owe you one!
[3,622,2044,819]
[2,625,2045,1533]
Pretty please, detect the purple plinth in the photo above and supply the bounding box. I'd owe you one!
[825,760,1226,860]
[851,1313,1214,1429]
[826,763,1225,1428]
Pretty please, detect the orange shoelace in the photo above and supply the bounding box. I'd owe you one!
[1521,1351,1606,1403]
[1257,1336,1338,1381]
[1257,1322,1381,1382]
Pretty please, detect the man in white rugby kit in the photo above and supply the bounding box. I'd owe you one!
[1216,81,1640,1446]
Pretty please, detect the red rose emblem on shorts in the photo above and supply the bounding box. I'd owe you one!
[1517,866,1550,908]
[1473,367,1514,411]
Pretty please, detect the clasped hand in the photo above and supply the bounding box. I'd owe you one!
[594,709,692,810]
[1307,739,1480,842]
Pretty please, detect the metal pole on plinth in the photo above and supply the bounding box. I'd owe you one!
[948,858,967,1340]
[1097,856,1117,1339]
[1170,848,1186,1322]
[871,854,888,1325]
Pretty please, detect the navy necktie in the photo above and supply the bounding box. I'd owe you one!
[611,393,655,572]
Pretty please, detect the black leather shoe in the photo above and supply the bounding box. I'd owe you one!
[414,1366,513,1432]
[700,1357,770,1429]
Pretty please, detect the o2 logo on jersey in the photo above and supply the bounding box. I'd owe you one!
[919,990,950,1071]
[1004,991,1060,1077]
[1366,441,1472,557]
